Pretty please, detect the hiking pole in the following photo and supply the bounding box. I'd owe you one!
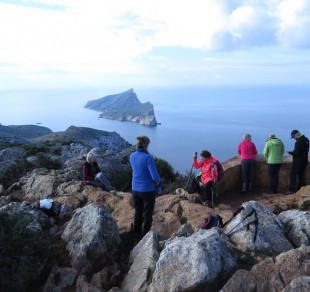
[226,208,256,236]
[184,152,196,190]
[184,163,193,190]
[222,206,245,227]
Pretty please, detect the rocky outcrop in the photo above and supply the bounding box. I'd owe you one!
[1,153,310,291]
[84,88,158,127]
[222,245,310,291]
[219,154,310,194]
[149,228,238,292]
[61,204,121,274]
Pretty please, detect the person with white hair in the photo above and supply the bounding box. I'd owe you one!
[82,152,112,191]
[263,133,285,194]
[238,134,258,192]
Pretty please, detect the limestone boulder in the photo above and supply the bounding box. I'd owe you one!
[222,245,310,291]
[61,204,121,274]
[278,209,310,247]
[225,201,293,254]
[149,228,237,292]
[122,231,160,291]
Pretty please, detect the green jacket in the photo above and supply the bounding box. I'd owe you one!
[263,138,285,164]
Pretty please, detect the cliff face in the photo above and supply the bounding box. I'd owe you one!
[84,88,158,127]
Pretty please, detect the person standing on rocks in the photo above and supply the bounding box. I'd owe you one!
[286,130,309,195]
[238,134,257,192]
[130,136,161,237]
[263,134,285,194]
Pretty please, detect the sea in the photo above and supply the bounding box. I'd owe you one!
[1,84,309,174]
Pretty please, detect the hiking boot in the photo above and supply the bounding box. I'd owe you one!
[241,183,247,193]
[248,183,253,192]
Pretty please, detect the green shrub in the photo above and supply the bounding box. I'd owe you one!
[35,153,62,169]
[0,159,32,188]
[0,212,54,292]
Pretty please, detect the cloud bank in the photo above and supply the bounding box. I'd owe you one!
[0,0,310,89]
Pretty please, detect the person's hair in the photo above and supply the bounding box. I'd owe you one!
[243,134,251,140]
[200,150,211,159]
[136,136,150,149]
[86,152,96,163]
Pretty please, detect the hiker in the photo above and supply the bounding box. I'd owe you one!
[130,136,161,237]
[286,130,309,195]
[82,152,113,191]
[193,150,218,205]
[238,134,257,192]
[263,133,285,194]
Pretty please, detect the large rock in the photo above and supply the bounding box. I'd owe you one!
[219,155,310,194]
[278,209,310,247]
[149,228,237,292]
[61,204,121,274]
[222,245,310,291]
[225,201,293,254]
[122,231,160,291]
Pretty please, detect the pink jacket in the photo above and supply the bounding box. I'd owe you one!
[193,156,218,184]
[238,140,257,160]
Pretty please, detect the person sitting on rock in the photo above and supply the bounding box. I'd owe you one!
[193,150,218,206]
[82,152,113,191]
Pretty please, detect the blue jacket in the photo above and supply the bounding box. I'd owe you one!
[130,148,161,192]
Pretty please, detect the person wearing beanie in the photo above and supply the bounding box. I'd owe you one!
[238,134,258,192]
[286,130,309,195]
[263,134,285,194]
[130,136,161,237]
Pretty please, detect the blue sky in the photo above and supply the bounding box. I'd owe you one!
[1,0,310,90]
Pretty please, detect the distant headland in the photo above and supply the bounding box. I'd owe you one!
[84,88,158,127]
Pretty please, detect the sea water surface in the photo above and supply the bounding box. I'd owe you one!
[1,85,309,173]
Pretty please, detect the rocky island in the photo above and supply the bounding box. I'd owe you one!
[84,88,158,127]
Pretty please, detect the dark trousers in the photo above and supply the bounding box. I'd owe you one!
[241,159,256,183]
[132,190,156,235]
[267,163,281,193]
[202,181,214,202]
[289,163,307,192]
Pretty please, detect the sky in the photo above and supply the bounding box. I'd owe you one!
[1,0,310,91]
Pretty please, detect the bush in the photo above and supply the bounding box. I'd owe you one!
[35,153,62,169]
[0,212,54,292]
[0,159,32,188]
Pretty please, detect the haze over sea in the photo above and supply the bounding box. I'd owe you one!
[1,84,309,174]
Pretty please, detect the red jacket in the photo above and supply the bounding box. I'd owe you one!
[193,156,218,185]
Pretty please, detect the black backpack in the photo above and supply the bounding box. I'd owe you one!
[198,207,259,243]
[211,160,224,182]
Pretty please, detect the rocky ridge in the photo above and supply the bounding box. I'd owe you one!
[84,88,158,127]
[1,153,310,291]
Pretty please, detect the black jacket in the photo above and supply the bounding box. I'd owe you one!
[290,135,309,166]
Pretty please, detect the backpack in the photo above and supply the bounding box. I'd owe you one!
[211,160,224,182]
[198,207,259,243]
[198,214,224,230]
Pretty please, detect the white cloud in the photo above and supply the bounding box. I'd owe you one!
[0,0,310,89]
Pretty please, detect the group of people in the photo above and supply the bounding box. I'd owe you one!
[238,129,309,195]
[82,129,309,240]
